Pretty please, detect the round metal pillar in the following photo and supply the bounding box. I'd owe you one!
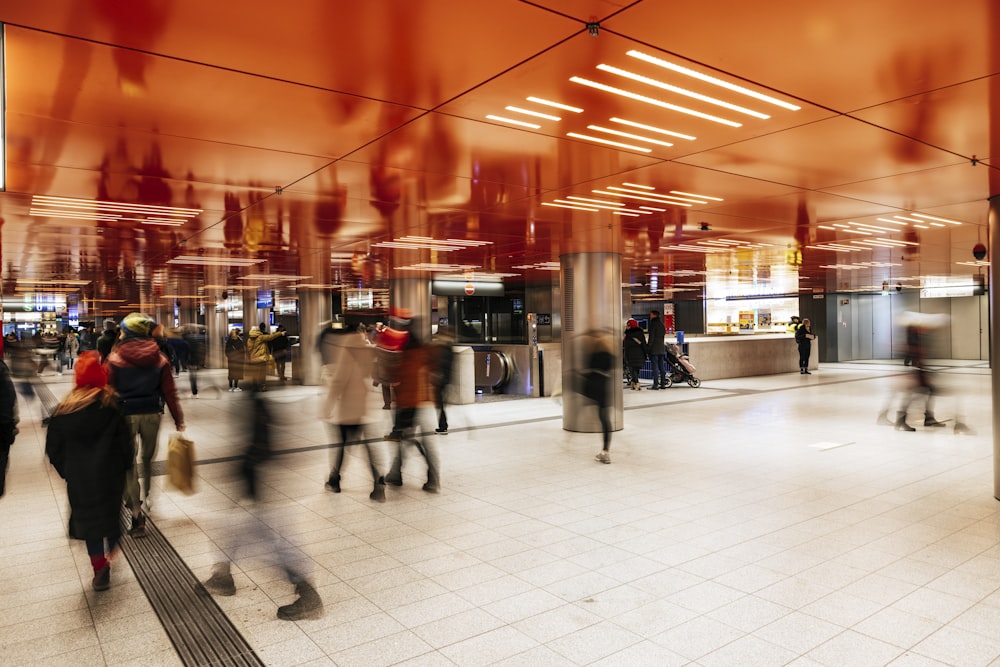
[296,290,330,386]
[561,252,624,433]
[990,194,1000,500]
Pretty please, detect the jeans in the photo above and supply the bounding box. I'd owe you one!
[649,354,667,386]
[124,412,163,512]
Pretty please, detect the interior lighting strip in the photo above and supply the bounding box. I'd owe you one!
[893,216,923,223]
[526,96,583,113]
[671,190,723,201]
[611,118,695,140]
[569,77,742,127]
[592,189,691,206]
[626,50,802,111]
[31,195,201,217]
[542,201,600,212]
[486,115,540,129]
[876,218,909,226]
[613,211,641,217]
[605,186,706,204]
[395,263,481,272]
[167,256,263,267]
[912,213,961,225]
[597,64,770,119]
[587,125,673,147]
[639,205,667,212]
[553,198,643,212]
[565,196,625,207]
[566,132,651,152]
[621,182,654,190]
[504,106,560,121]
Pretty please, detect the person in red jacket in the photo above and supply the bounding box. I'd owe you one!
[105,313,185,537]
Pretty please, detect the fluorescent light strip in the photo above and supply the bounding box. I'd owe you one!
[570,77,742,127]
[587,125,673,147]
[610,118,695,140]
[592,190,691,206]
[486,115,540,129]
[554,199,623,211]
[671,190,723,201]
[876,218,908,225]
[894,216,923,223]
[818,225,837,230]
[541,202,600,212]
[526,96,583,113]
[613,211,641,217]
[374,242,459,251]
[639,205,667,212]
[621,182,654,190]
[626,50,802,111]
[928,222,946,227]
[30,209,118,221]
[913,224,930,229]
[912,213,961,225]
[32,195,201,216]
[168,256,263,266]
[852,225,894,233]
[505,106,560,121]
[597,64,770,119]
[565,196,625,207]
[566,132,652,152]
[605,186,706,204]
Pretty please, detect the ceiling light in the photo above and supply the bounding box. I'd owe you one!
[395,263,481,272]
[626,50,802,111]
[613,211,641,217]
[565,196,625,207]
[30,195,201,226]
[566,132,652,152]
[553,198,624,211]
[671,190,723,201]
[486,115,540,129]
[605,186,706,204]
[912,213,961,225]
[592,189,691,206]
[639,205,667,212]
[505,106,560,121]
[569,77,742,127]
[818,225,836,230]
[912,224,930,229]
[610,118,696,140]
[928,222,946,227]
[621,182,654,190]
[526,96,583,113]
[168,256,264,267]
[586,125,673,147]
[893,216,923,223]
[876,218,908,225]
[597,64,770,119]
[542,202,600,212]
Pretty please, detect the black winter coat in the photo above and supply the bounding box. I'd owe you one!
[623,327,648,367]
[45,401,132,541]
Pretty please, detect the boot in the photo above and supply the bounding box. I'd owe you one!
[277,581,324,621]
[924,414,946,427]
[895,412,915,432]
[876,411,892,426]
[325,473,341,493]
[92,565,111,592]
[203,562,236,596]
[423,466,440,494]
[370,477,386,502]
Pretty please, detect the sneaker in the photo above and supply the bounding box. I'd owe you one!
[203,570,236,596]
[277,581,324,621]
[434,428,448,435]
[92,565,111,591]
[129,514,146,538]
[595,451,611,464]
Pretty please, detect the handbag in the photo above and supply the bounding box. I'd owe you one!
[167,432,196,494]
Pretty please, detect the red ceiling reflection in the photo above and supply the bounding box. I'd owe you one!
[0,0,996,312]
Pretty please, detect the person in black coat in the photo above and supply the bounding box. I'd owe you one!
[795,318,816,374]
[0,359,19,497]
[622,318,648,390]
[45,351,133,591]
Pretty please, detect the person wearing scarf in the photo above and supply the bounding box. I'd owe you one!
[45,351,132,591]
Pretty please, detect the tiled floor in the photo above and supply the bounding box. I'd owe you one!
[1,361,998,666]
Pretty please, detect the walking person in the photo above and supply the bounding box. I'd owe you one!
[622,318,647,390]
[0,356,18,497]
[65,327,80,370]
[430,332,455,434]
[322,325,386,501]
[202,386,324,620]
[96,319,118,362]
[646,310,667,390]
[384,332,441,493]
[270,324,291,384]
[225,328,247,391]
[579,333,614,463]
[795,317,816,374]
[45,351,132,591]
[105,313,185,537]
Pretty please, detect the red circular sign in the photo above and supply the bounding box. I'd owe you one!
[464,283,475,295]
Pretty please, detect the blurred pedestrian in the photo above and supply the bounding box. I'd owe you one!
[579,333,614,463]
[202,387,324,620]
[0,356,18,497]
[647,310,667,390]
[225,328,246,391]
[65,327,80,370]
[384,332,440,493]
[96,319,118,362]
[322,325,386,501]
[45,351,131,591]
[270,324,291,384]
[430,333,455,434]
[795,318,816,374]
[105,313,185,537]
[622,318,647,390]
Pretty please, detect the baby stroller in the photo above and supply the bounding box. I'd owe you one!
[664,343,701,388]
